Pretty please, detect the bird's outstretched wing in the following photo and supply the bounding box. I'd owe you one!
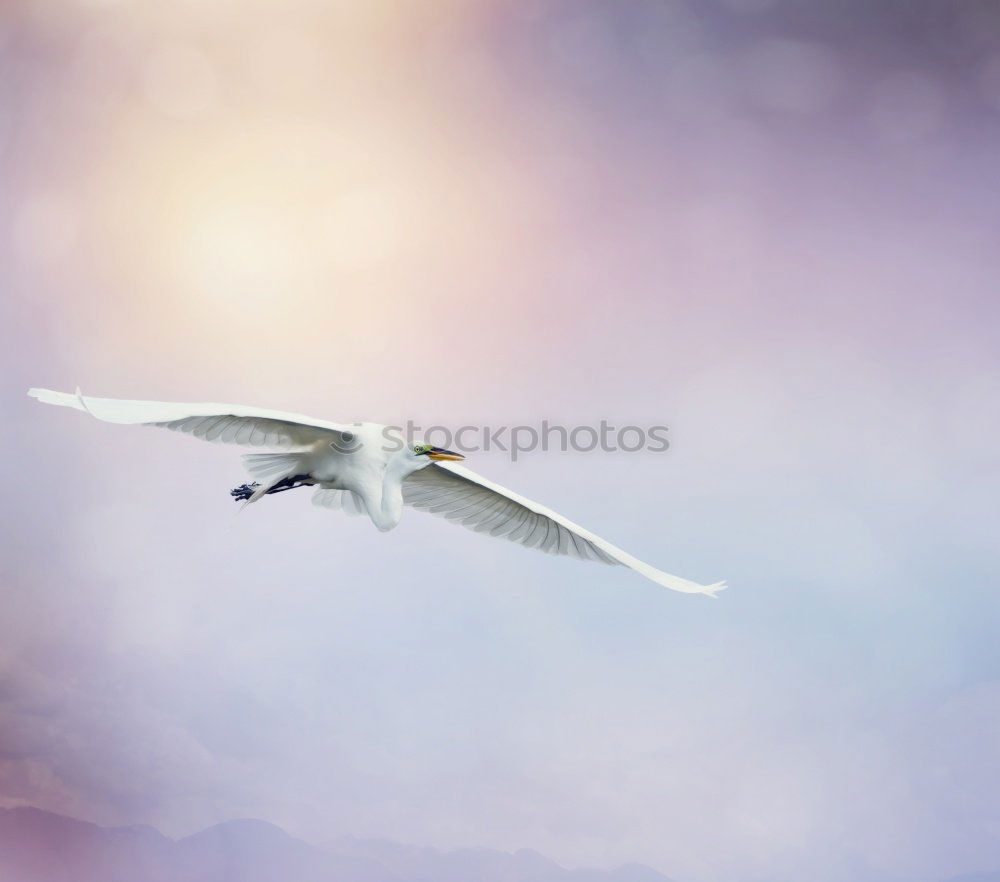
[403,463,726,596]
[27,388,353,449]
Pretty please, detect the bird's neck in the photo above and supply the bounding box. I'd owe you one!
[363,456,411,532]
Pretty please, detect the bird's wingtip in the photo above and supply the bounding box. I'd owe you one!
[27,387,63,404]
[702,580,727,598]
[26,387,88,412]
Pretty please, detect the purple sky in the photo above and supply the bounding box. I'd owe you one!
[2,2,1000,881]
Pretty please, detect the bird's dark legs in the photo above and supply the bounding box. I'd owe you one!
[230,475,312,502]
[264,474,312,494]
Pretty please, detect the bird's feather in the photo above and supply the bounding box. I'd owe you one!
[311,488,369,517]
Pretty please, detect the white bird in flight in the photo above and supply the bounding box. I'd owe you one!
[28,388,726,597]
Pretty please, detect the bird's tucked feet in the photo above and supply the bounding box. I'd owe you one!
[230,482,260,502]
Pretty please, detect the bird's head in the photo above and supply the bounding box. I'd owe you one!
[406,442,465,471]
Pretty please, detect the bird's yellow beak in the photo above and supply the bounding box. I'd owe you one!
[427,447,465,462]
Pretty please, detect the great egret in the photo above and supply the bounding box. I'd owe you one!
[27,388,725,597]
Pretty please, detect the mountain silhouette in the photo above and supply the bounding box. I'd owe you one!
[942,875,1000,882]
[4,807,990,882]
[0,806,670,882]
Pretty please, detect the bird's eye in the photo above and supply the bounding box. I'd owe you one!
[342,432,354,442]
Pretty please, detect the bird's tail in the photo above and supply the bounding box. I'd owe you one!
[242,452,303,482]
[240,452,306,504]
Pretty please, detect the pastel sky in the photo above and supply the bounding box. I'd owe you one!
[2,2,1000,881]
